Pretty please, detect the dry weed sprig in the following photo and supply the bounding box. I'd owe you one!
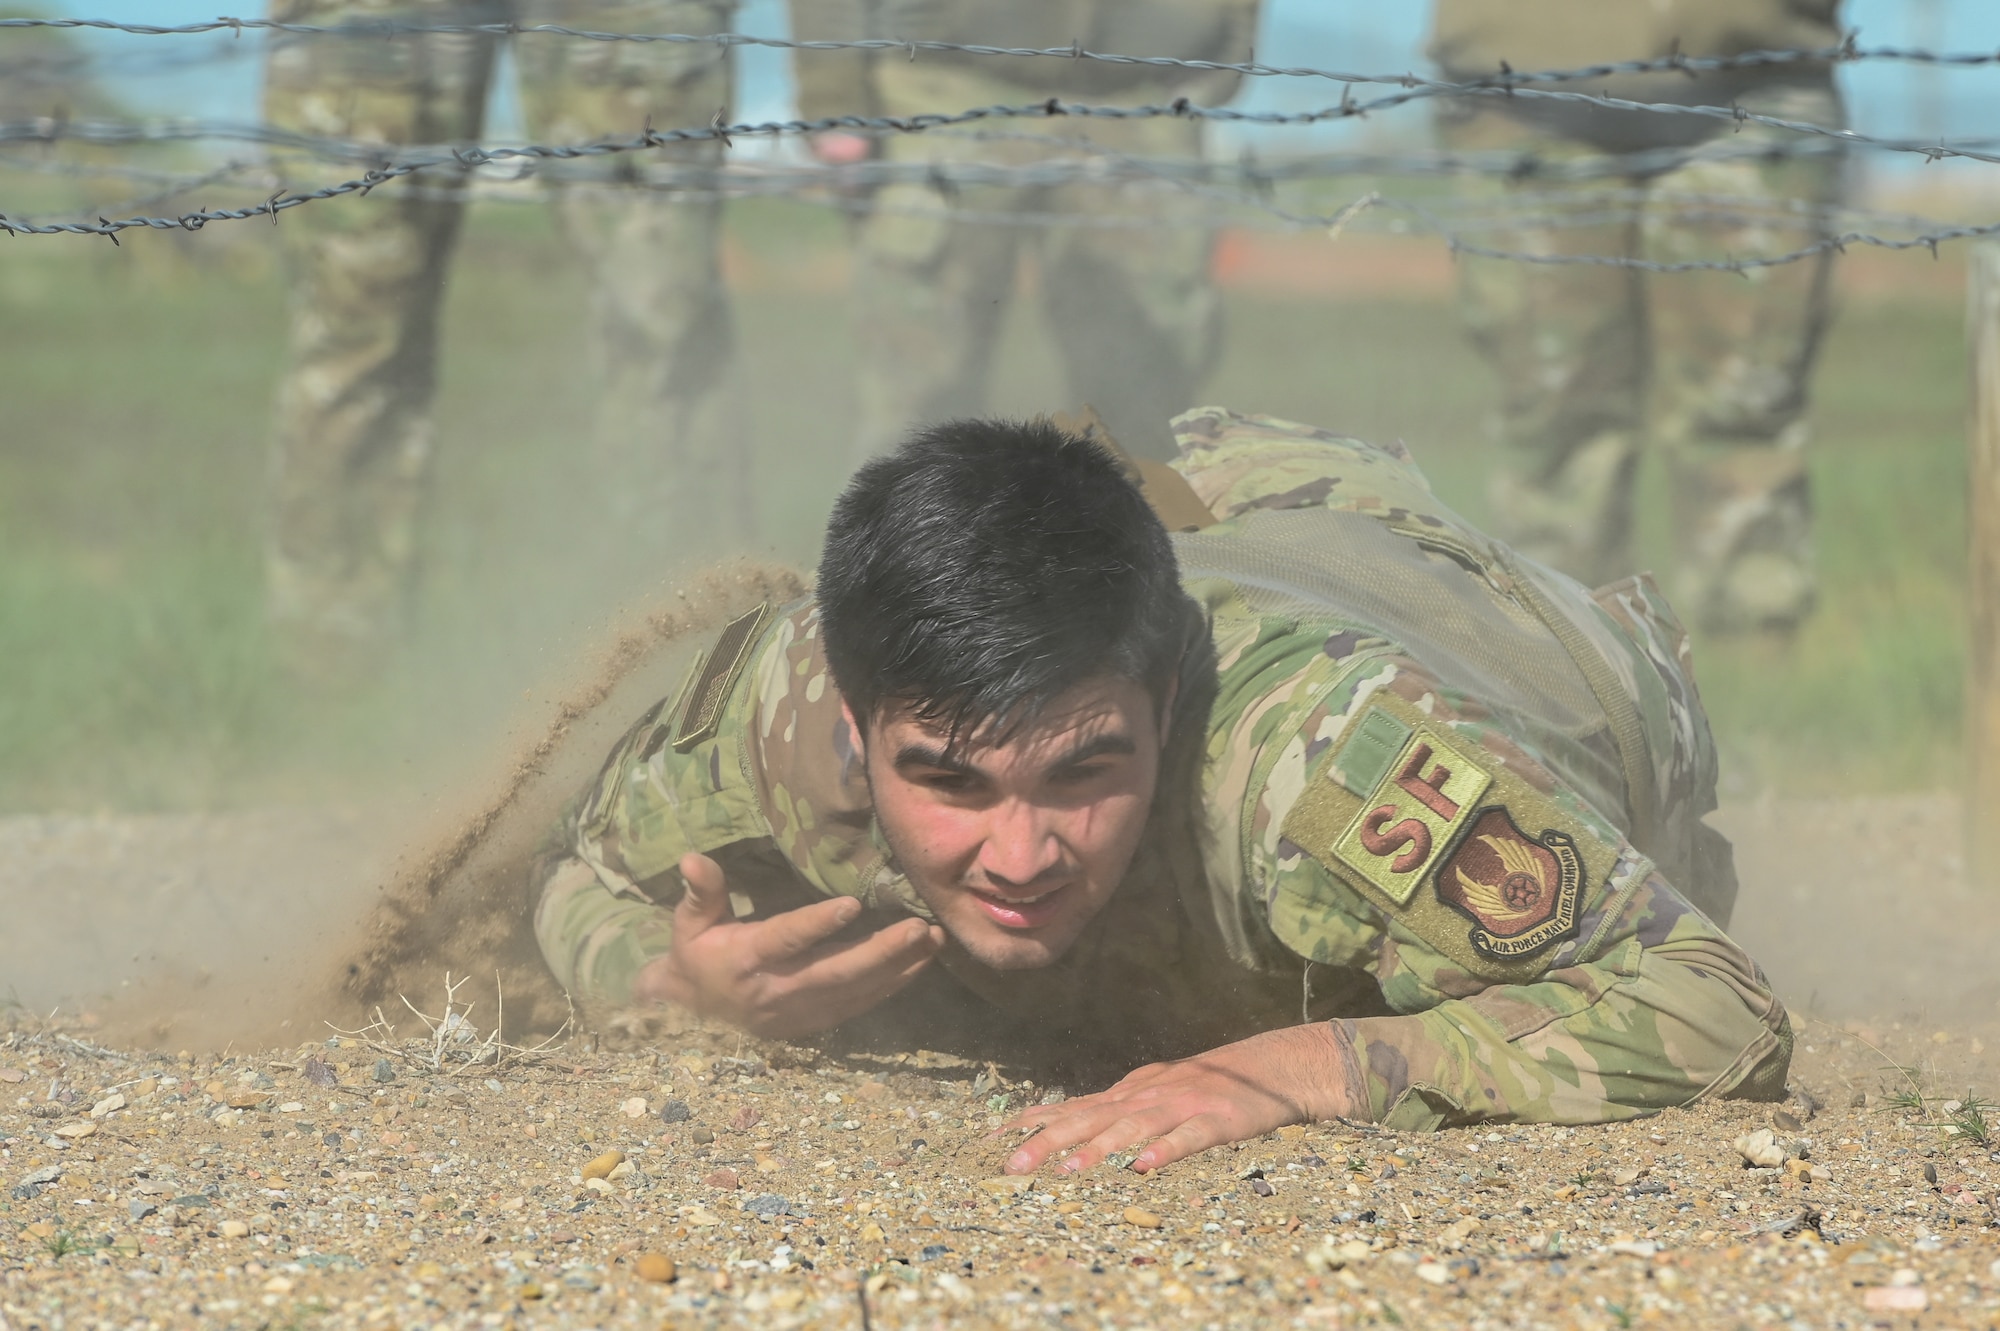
[326,971,572,1077]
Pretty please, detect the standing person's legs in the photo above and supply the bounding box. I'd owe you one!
[846,60,1032,464]
[1436,103,1649,589]
[1643,80,1844,633]
[516,0,746,566]
[1036,115,1223,462]
[264,0,501,679]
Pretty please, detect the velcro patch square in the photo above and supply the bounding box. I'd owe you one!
[1331,722,1491,906]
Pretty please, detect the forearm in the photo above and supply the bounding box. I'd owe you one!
[1346,927,1790,1131]
[533,856,677,1007]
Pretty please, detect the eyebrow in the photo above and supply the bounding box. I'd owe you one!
[892,731,1137,777]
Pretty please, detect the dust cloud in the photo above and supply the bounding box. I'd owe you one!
[4,562,804,1054]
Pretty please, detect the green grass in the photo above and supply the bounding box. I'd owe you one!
[0,193,1974,810]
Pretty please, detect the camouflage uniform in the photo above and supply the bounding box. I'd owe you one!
[263,0,745,672]
[534,408,1787,1129]
[1428,0,1846,631]
[789,0,1261,463]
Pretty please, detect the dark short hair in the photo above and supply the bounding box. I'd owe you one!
[818,417,1194,745]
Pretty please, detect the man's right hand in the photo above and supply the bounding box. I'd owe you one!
[632,852,945,1040]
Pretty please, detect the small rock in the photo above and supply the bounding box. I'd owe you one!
[691,1127,715,1145]
[1611,1167,1645,1187]
[0,1067,23,1083]
[1863,1287,1927,1312]
[372,1059,397,1083]
[685,1208,724,1227]
[635,1253,676,1283]
[978,1176,1031,1196]
[1773,1109,1803,1133]
[278,1102,303,1114]
[859,1222,885,1243]
[53,1121,97,1140]
[620,1097,648,1119]
[1414,1261,1452,1286]
[855,1081,889,1100]
[1734,1129,1787,1169]
[1123,1207,1163,1229]
[302,1058,337,1088]
[658,1098,693,1124]
[129,1200,157,1222]
[730,1106,763,1132]
[1248,1178,1275,1197]
[918,1243,952,1262]
[17,1165,62,1188]
[1923,1162,1939,1185]
[1304,1239,1374,1273]
[583,1177,613,1195]
[218,1219,250,1239]
[608,1160,635,1180]
[704,1167,741,1190]
[90,1093,126,1118]
[225,1091,266,1110]
[581,1150,625,1181]
[744,1194,793,1218]
[263,1276,295,1294]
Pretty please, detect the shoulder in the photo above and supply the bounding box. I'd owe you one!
[1262,655,1632,984]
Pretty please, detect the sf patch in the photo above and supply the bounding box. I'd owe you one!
[1279,691,1615,982]
[1433,809,1581,958]
[1329,717,1489,906]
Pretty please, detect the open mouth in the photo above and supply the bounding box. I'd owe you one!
[967,882,1072,930]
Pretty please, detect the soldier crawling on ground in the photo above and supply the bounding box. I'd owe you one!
[533,407,1788,1173]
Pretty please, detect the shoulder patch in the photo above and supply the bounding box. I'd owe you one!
[671,602,771,752]
[1279,692,1613,982]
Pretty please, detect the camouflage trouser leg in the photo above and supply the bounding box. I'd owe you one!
[851,61,1224,463]
[1644,83,1843,632]
[1440,82,1843,629]
[263,0,502,676]
[517,0,748,572]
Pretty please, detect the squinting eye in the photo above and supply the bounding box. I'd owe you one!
[1052,764,1110,786]
[920,772,974,793]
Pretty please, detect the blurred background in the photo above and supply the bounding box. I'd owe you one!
[2,2,1997,1028]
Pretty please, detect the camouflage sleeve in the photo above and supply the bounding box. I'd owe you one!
[532,601,815,1006]
[532,599,898,1005]
[1239,647,1790,1130]
[533,855,680,1007]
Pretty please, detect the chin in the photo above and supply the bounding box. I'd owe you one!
[949,925,1077,971]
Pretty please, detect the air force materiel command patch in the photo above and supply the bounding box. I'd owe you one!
[1278,693,1610,981]
[1433,810,1582,958]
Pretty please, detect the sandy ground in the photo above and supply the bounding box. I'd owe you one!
[3,794,1999,1328]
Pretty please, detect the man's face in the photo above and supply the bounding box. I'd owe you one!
[850,676,1168,971]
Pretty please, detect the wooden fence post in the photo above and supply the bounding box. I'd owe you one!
[1969,245,2000,888]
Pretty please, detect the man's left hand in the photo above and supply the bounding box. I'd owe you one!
[997,1024,1361,1175]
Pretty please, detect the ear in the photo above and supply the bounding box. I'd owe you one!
[839,697,868,757]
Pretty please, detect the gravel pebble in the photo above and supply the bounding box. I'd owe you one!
[3,1007,1999,1328]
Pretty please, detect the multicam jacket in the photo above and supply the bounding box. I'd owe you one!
[536,408,1789,1130]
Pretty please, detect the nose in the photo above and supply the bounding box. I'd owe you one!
[977,797,1066,891]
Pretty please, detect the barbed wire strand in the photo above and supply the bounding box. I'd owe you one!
[3,19,1997,92]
